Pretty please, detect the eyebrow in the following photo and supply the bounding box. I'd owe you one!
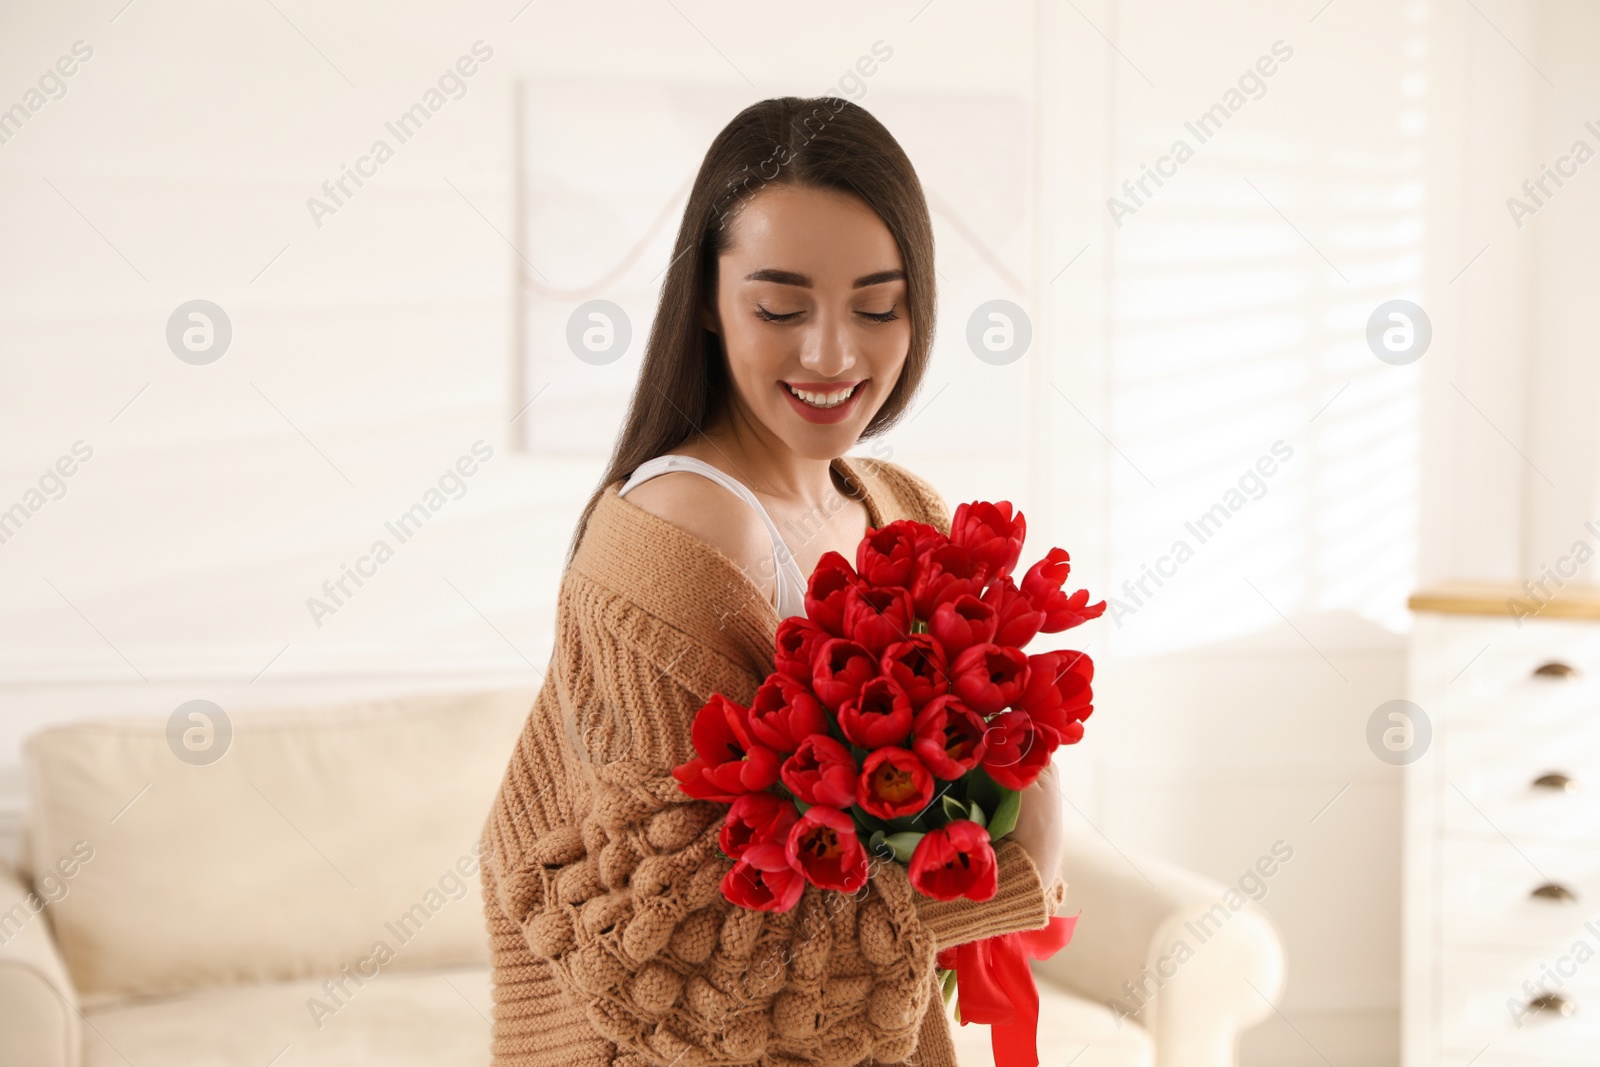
[744,268,906,289]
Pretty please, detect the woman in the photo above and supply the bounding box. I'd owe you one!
[481,96,1066,1067]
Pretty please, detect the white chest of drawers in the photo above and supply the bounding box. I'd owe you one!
[1406,584,1600,1065]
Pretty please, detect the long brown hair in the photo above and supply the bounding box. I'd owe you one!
[568,96,937,557]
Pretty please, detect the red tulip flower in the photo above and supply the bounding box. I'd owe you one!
[929,594,999,656]
[786,806,869,892]
[774,616,827,686]
[842,584,915,655]
[719,791,800,861]
[857,520,933,590]
[950,501,1026,586]
[804,552,859,636]
[811,638,879,712]
[722,845,806,912]
[672,695,781,802]
[747,673,828,753]
[909,820,998,902]
[950,643,1030,715]
[1018,650,1094,747]
[1015,650,1062,715]
[981,576,1046,648]
[838,676,915,749]
[911,695,989,779]
[1053,650,1094,721]
[781,734,858,809]
[856,746,935,819]
[981,709,1054,790]
[881,636,949,709]
[910,542,982,620]
[1020,547,1108,633]
[1015,658,1070,749]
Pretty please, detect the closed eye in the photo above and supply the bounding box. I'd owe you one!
[754,304,901,324]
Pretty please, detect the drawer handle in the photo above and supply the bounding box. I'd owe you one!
[1531,883,1579,903]
[1527,992,1576,1018]
[1533,773,1578,793]
[1534,661,1580,680]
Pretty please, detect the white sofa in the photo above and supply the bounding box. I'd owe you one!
[0,691,1283,1067]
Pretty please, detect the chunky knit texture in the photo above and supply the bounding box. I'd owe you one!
[481,458,1066,1067]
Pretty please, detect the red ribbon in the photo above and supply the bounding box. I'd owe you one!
[937,915,1077,1067]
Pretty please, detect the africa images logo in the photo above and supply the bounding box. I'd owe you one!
[305,441,494,627]
[306,41,494,229]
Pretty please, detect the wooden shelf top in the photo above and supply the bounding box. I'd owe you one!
[1409,581,1600,620]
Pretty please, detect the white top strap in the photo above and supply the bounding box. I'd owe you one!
[618,455,809,619]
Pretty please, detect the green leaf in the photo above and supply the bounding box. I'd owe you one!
[867,829,890,860]
[857,808,891,833]
[987,788,1022,841]
[883,831,925,863]
[940,967,959,1008]
[968,800,987,830]
[966,765,1004,814]
[885,814,926,834]
[941,794,968,823]
[792,797,812,815]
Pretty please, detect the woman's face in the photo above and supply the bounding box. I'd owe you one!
[709,184,912,460]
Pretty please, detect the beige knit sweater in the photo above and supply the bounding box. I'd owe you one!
[480,457,1064,1067]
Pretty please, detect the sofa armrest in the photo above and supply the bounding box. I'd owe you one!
[1035,829,1285,1067]
[0,857,82,1067]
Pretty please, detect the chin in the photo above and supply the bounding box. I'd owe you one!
[778,424,862,462]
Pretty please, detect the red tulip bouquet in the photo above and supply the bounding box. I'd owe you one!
[672,502,1105,1067]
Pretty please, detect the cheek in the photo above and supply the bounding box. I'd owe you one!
[716,291,784,381]
[722,316,791,385]
[864,321,912,377]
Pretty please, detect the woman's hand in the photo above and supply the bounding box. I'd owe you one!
[1007,762,1065,885]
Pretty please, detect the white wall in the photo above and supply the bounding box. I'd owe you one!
[1522,2,1600,588]
[1,2,1590,1064]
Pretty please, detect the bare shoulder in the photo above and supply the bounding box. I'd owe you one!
[623,472,776,595]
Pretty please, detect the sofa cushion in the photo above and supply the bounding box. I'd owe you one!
[945,982,1154,1067]
[23,690,531,1000]
[82,963,493,1067]
[77,969,1150,1067]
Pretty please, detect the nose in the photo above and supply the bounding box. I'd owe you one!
[798,310,857,379]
